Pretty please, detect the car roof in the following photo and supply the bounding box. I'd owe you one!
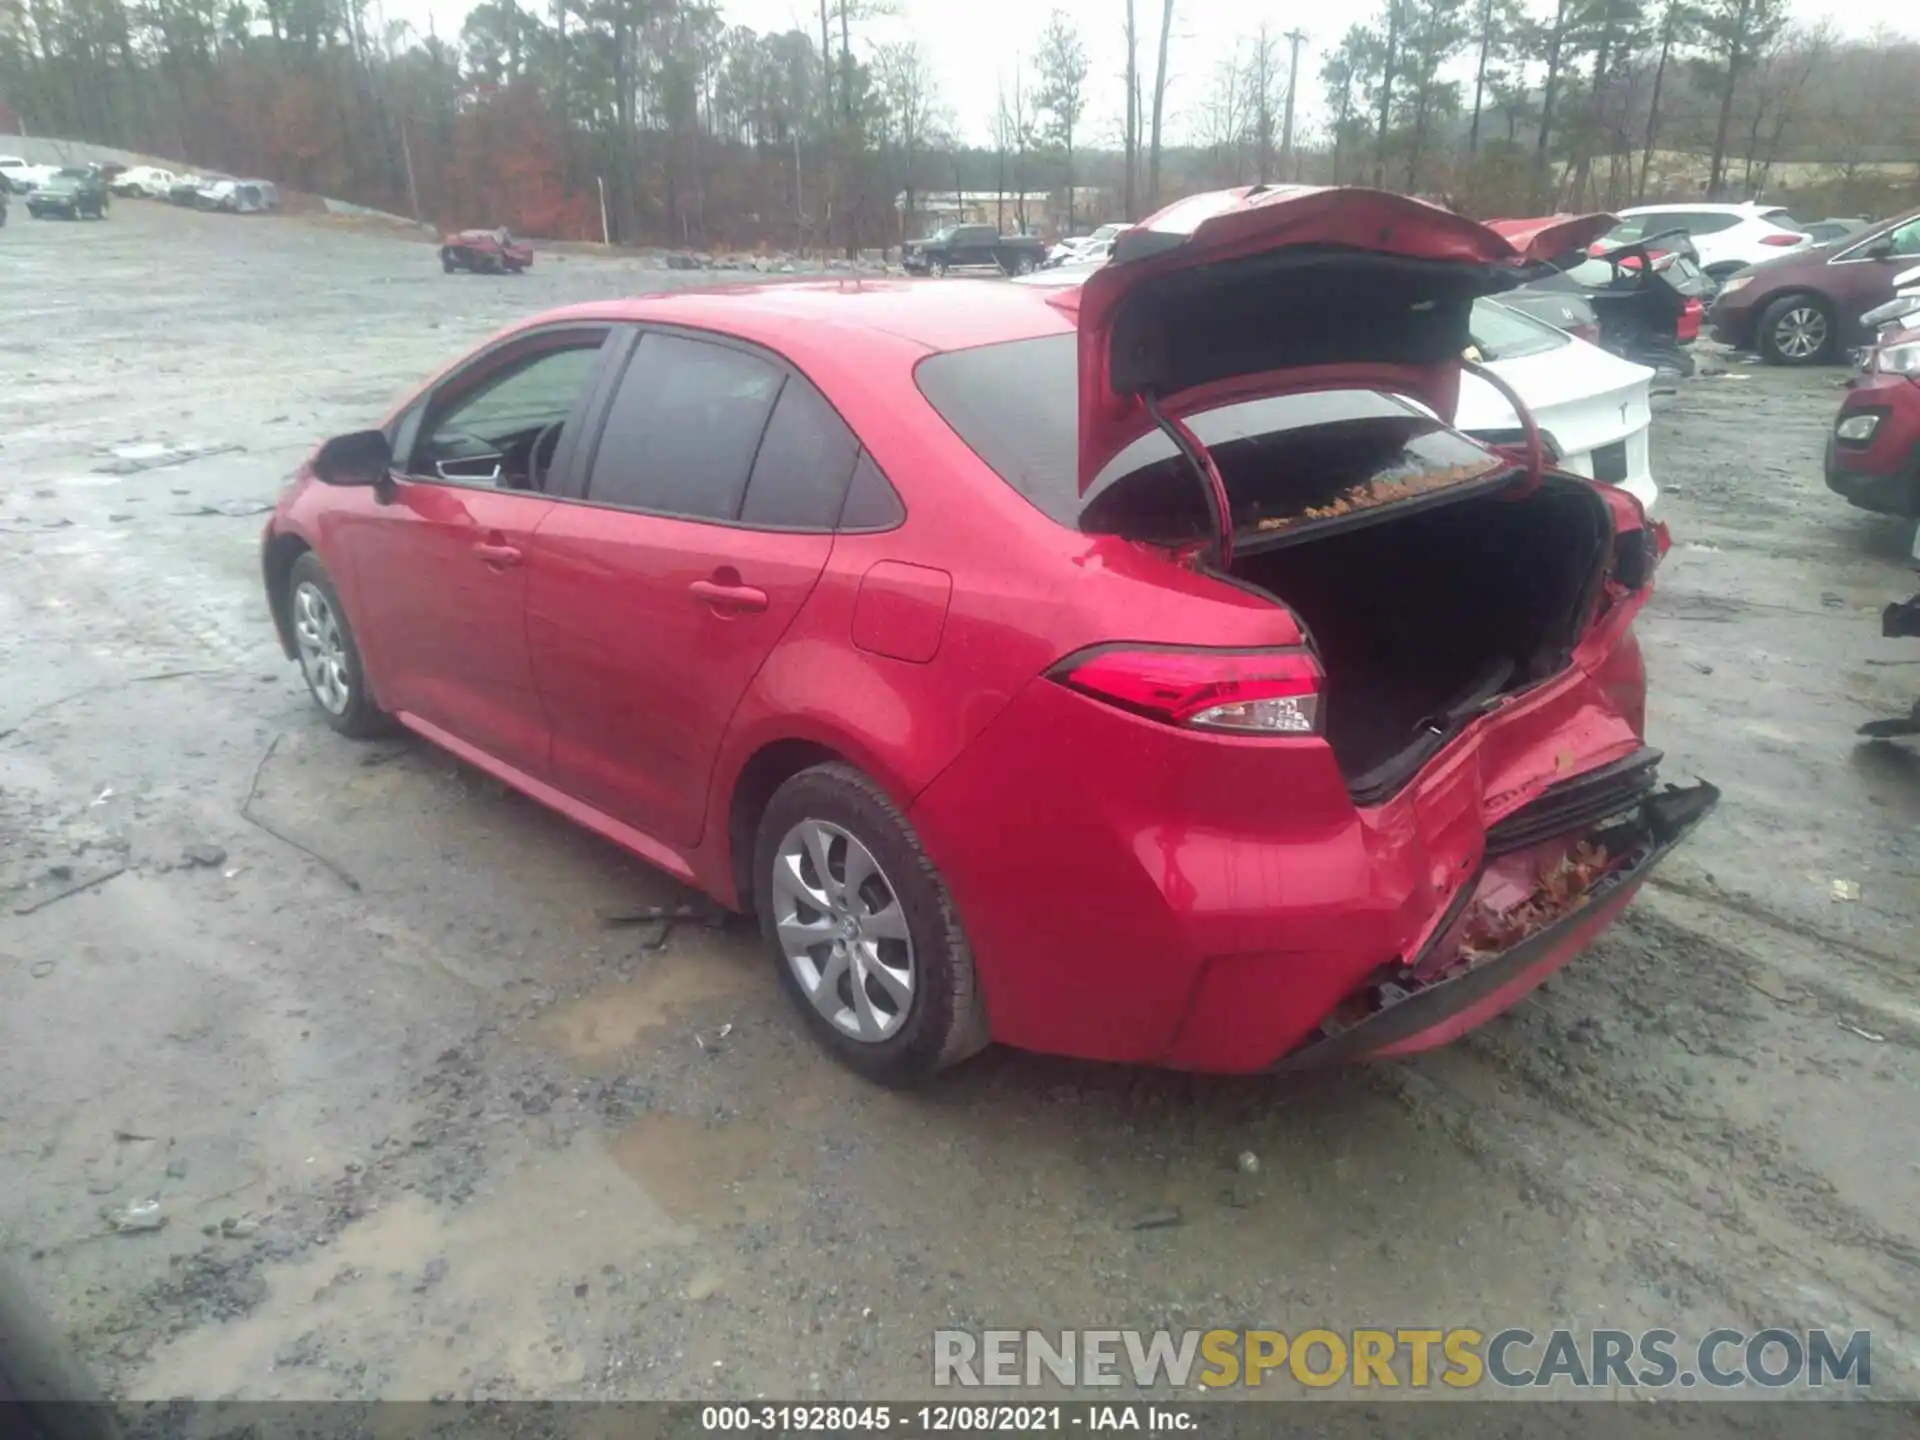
[547,278,1074,358]
[1622,202,1784,215]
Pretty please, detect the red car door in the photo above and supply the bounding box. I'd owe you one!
[335,325,611,778]
[527,329,861,847]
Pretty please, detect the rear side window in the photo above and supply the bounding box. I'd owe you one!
[1673,212,1737,235]
[1470,299,1570,361]
[739,377,860,529]
[587,333,784,520]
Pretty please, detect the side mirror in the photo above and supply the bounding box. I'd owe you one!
[312,430,392,487]
[1867,238,1896,259]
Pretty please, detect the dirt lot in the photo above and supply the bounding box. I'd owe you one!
[2,198,1917,1407]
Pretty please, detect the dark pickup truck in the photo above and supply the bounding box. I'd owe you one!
[903,224,1047,277]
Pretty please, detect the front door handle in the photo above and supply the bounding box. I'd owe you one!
[474,541,523,567]
[689,579,769,613]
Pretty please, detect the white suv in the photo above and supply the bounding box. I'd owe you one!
[1612,203,1809,279]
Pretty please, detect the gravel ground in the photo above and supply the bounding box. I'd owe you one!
[1,199,1917,1410]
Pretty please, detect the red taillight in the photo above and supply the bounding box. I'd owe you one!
[1572,322,1603,345]
[1648,250,1677,273]
[1760,233,1800,247]
[1054,646,1324,736]
[1677,297,1703,342]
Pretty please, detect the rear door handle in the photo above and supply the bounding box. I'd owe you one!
[689,579,769,613]
[473,541,523,567]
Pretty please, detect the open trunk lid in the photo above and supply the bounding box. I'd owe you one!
[1055,187,1614,496]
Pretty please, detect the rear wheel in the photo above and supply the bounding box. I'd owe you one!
[1009,253,1036,276]
[440,249,459,273]
[754,763,989,1087]
[286,553,391,739]
[1757,294,1834,365]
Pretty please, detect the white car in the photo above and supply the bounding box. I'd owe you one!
[1458,299,1658,513]
[0,155,59,192]
[1612,202,1808,280]
[112,165,177,198]
[1015,263,1659,513]
[1045,223,1126,268]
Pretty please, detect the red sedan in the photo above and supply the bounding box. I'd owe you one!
[1827,324,1920,518]
[262,186,1716,1085]
[440,227,534,275]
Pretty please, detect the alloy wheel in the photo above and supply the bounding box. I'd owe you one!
[1773,306,1828,361]
[771,819,916,1043]
[291,580,351,715]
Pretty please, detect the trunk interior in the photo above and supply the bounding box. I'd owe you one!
[1230,479,1613,800]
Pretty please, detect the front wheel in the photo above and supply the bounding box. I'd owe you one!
[1009,254,1036,276]
[286,552,391,739]
[754,763,989,1086]
[1758,294,1834,365]
[929,259,948,278]
[440,249,459,273]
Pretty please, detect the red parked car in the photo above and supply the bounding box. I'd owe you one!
[1827,322,1920,518]
[440,227,534,274]
[262,186,1716,1085]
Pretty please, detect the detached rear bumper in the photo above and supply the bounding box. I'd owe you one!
[1272,779,1720,1070]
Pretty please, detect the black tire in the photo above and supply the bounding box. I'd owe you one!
[754,762,989,1086]
[441,249,459,273]
[285,552,392,739]
[1756,293,1835,366]
[929,258,948,277]
[1009,253,1036,276]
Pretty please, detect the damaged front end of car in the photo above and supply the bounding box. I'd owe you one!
[1274,757,1719,1069]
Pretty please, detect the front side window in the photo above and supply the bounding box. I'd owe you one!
[411,336,606,488]
[585,333,784,520]
[1887,219,1920,257]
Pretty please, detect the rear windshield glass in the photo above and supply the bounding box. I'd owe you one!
[1469,299,1569,361]
[914,334,1505,540]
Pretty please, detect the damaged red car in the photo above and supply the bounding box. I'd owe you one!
[440,227,533,274]
[262,185,1716,1086]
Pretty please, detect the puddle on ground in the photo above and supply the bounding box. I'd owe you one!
[609,1111,794,1229]
[535,942,761,1068]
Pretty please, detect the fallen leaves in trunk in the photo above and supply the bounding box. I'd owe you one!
[1250,459,1505,533]
[1457,841,1616,963]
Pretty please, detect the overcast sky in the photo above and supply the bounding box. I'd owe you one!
[392,0,1919,148]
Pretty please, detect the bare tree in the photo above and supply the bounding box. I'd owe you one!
[991,78,1012,232]
[1010,56,1036,230]
[1695,0,1789,198]
[1466,0,1521,155]
[1531,0,1578,208]
[876,41,938,240]
[1244,24,1282,184]
[1123,0,1139,219]
[1373,0,1402,185]
[1196,42,1249,184]
[1148,0,1174,210]
[1320,25,1373,185]
[1033,10,1089,231]
[1638,0,1693,200]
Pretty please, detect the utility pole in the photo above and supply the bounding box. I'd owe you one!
[1279,29,1307,184]
[399,114,423,223]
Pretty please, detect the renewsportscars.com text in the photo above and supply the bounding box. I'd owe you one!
[933,1327,1872,1391]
